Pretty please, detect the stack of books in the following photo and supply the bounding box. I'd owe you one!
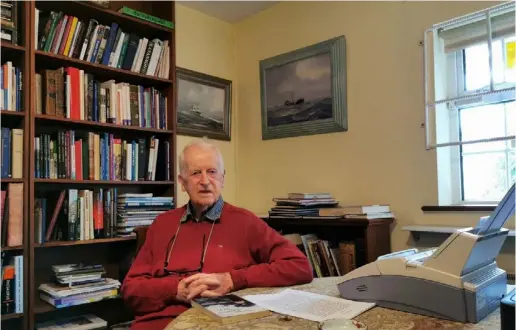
[116,193,174,236]
[268,192,394,220]
[38,263,120,308]
[268,192,339,219]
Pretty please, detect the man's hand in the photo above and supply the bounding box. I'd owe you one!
[176,275,221,303]
[183,273,234,298]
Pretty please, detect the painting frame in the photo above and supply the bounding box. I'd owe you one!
[259,35,347,140]
[176,67,232,141]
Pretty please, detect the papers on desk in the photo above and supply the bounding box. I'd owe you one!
[243,289,375,322]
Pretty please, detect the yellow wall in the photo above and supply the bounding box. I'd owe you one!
[233,1,515,271]
[175,4,238,207]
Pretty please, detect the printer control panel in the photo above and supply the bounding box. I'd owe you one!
[405,248,437,266]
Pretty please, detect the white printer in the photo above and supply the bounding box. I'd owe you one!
[337,183,515,323]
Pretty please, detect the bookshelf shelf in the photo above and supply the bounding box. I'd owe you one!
[34,295,122,314]
[35,50,173,87]
[34,179,174,185]
[35,114,174,134]
[0,178,24,183]
[0,110,26,117]
[34,236,136,248]
[2,245,24,251]
[1,312,23,320]
[0,43,26,53]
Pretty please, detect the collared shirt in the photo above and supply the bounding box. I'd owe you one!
[180,196,224,223]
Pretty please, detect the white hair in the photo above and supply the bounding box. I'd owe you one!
[178,137,225,175]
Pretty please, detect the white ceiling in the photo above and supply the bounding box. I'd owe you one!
[178,1,279,23]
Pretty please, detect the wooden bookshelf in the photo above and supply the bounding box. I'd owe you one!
[34,236,136,248]
[1,312,24,321]
[1,1,31,329]
[0,43,26,52]
[0,1,177,329]
[0,110,26,117]
[35,113,174,134]
[35,50,174,86]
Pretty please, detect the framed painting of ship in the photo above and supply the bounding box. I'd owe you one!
[259,35,347,140]
[176,67,232,141]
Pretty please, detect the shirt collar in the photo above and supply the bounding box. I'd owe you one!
[180,196,224,223]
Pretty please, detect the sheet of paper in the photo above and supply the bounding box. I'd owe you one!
[243,289,375,322]
[507,284,515,295]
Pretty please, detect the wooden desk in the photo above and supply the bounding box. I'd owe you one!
[165,276,500,330]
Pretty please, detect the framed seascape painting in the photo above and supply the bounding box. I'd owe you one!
[259,35,347,140]
[176,67,232,141]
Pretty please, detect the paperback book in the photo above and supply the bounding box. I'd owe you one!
[191,294,271,324]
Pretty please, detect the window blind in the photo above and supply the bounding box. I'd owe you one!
[437,3,514,53]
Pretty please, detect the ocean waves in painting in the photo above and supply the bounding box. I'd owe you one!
[267,97,332,127]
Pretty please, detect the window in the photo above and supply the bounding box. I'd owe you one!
[425,2,516,205]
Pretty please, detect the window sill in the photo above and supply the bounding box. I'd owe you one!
[421,205,496,212]
[402,225,515,239]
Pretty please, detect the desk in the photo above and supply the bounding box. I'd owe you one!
[165,276,500,330]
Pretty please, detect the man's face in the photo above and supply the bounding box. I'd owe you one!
[178,146,225,211]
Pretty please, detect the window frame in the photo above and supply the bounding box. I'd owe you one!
[444,39,515,204]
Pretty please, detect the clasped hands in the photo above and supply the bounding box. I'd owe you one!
[176,272,234,304]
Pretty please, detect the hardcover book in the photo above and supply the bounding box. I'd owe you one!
[191,294,272,324]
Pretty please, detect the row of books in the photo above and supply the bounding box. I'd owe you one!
[116,193,174,236]
[1,127,23,179]
[35,67,168,129]
[287,233,356,278]
[35,131,169,182]
[1,61,22,111]
[35,9,170,79]
[1,253,23,314]
[268,192,394,220]
[0,183,23,247]
[38,263,120,308]
[36,189,116,243]
[35,190,174,243]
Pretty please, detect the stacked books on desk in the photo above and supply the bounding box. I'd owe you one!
[268,192,394,220]
[38,263,120,308]
[116,193,174,237]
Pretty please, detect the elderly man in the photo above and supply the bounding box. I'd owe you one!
[121,139,313,330]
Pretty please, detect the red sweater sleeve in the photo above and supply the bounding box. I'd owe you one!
[120,224,181,315]
[229,214,313,290]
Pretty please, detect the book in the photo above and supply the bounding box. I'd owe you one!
[117,6,174,29]
[191,294,272,324]
[35,313,107,330]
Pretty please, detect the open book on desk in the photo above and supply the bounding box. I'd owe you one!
[243,289,375,322]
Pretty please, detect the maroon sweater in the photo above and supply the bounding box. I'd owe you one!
[120,202,313,330]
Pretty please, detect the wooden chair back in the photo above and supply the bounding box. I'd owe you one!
[133,226,150,256]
